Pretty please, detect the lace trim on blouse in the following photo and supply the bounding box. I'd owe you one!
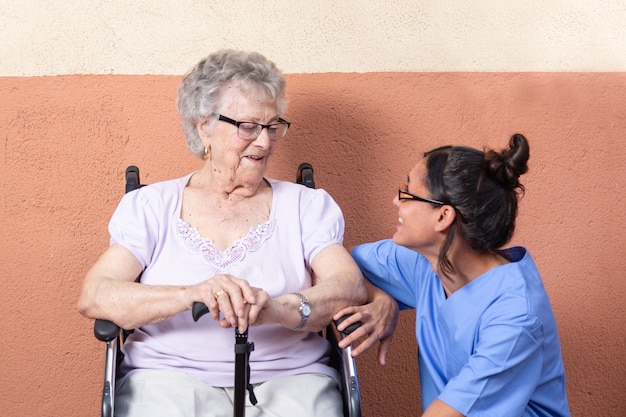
[174,218,276,271]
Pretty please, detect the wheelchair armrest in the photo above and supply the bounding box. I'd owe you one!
[94,319,121,342]
[334,315,362,336]
[331,315,362,417]
[94,318,120,417]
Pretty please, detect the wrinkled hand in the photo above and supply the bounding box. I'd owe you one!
[333,288,399,365]
[185,274,270,333]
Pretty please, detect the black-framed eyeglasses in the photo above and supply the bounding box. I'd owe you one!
[218,114,290,141]
[398,184,445,205]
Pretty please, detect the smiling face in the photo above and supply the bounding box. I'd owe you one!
[198,82,282,192]
[392,160,445,257]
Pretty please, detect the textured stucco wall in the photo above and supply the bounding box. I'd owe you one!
[1,2,625,417]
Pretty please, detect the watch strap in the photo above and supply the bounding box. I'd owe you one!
[292,292,310,331]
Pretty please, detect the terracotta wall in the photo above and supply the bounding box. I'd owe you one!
[2,2,626,416]
[1,72,625,416]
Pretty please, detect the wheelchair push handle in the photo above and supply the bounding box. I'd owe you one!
[192,301,361,335]
[297,162,315,189]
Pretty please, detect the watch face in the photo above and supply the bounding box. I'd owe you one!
[302,304,311,316]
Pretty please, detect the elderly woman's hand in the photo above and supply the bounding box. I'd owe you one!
[185,274,260,333]
[333,283,399,366]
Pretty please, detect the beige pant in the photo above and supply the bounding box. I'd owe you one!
[115,370,343,417]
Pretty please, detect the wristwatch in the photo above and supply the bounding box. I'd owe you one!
[292,292,311,331]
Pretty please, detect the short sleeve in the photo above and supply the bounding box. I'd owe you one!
[352,239,428,310]
[299,188,345,266]
[108,189,159,268]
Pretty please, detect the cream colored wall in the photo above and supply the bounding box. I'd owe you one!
[1,0,626,75]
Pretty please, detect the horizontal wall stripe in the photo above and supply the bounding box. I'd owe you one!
[1,1,626,75]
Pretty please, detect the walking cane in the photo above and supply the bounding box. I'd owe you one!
[234,328,257,417]
[193,302,256,417]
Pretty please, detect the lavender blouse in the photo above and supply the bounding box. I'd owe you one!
[109,174,344,387]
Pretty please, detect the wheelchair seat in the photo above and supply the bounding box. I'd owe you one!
[93,164,362,417]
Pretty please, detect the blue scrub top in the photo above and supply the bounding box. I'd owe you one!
[352,240,570,417]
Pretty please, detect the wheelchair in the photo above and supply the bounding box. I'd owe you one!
[93,164,362,417]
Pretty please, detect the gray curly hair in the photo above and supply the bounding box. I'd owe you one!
[176,49,288,159]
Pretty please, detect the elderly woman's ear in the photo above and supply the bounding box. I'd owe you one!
[197,121,214,161]
[197,120,212,137]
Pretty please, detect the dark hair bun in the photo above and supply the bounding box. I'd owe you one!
[484,133,529,190]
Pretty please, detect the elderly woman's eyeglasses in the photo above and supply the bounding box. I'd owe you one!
[398,184,445,205]
[218,114,290,141]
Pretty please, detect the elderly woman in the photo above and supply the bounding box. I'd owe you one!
[78,49,366,417]
[335,134,570,416]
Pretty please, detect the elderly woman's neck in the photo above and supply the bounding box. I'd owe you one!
[190,164,269,202]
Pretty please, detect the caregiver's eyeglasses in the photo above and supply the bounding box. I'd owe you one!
[398,184,445,205]
[218,114,290,141]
